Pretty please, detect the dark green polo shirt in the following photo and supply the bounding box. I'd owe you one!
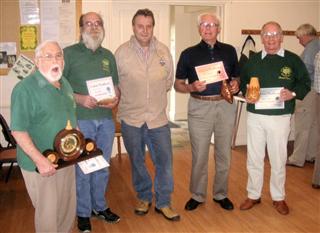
[240,50,310,115]
[63,42,119,120]
[11,70,77,171]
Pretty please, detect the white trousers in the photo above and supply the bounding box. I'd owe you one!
[246,112,291,201]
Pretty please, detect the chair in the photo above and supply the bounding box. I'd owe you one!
[0,113,17,183]
[112,107,122,158]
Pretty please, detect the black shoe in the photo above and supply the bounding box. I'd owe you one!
[185,198,203,211]
[78,216,91,232]
[213,197,234,210]
[92,208,120,224]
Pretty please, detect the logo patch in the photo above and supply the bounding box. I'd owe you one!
[279,66,292,80]
[102,59,110,73]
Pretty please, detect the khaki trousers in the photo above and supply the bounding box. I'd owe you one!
[312,93,320,185]
[21,166,76,233]
[289,91,319,166]
[188,97,236,202]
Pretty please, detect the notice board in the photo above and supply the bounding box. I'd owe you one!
[0,0,82,76]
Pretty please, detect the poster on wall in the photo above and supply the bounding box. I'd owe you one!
[19,0,40,25]
[8,54,35,80]
[20,25,38,51]
[0,42,17,69]
[40,0,76,48]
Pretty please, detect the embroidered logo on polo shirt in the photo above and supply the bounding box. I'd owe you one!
[102,59,110,73]
[279,66,292,80]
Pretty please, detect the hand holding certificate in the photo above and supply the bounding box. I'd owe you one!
[195,61,228,84]
[86,76,116,105]
[255,87,284,110]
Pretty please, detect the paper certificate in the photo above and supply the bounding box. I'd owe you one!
[86,77,115,104]
[255,87,284,110]
[78,155,109,174]
[195,61,228,84]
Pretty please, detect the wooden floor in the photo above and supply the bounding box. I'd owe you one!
[0,142,319,233]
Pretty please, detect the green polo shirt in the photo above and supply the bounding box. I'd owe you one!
[10,70,77,171]
[63,42,119,120]
[240,50,311,115]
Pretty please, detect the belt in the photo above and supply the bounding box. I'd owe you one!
[191,94,223,101]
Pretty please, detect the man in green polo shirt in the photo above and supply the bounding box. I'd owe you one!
[63,12,120,232]
[11,40,77,233]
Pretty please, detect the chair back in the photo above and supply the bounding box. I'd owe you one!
[0,113,16,150]
[0,113,17,183]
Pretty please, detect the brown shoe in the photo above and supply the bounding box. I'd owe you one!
[273,200,289,215]
[135,200,151,215]
[155,206,180,221]
[240,198,261,210]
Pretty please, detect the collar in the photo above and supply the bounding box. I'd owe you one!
[199,40,221,50]
[35,70,63,89]
[129,35,157,52]
[79,41,103,54]
[261,48,284,59]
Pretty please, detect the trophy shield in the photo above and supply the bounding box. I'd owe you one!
[54,127,85,161]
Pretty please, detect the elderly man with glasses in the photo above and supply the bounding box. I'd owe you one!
[63,12,120,232]
[175,12,240,212]
[11,40,77,233]
[239,21,310,215]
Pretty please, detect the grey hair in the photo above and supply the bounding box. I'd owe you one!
[261,21,283,35]
[35,40,63,58]
[295,23,317,37]
[197,12,221,27]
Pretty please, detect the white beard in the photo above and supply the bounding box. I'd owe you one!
[41,64,62,82]
[82,30,104,51]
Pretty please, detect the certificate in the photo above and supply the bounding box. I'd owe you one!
[78,155,109,174]
[195,61,228,84]
[86,76,115,104]
[255,87,284,110]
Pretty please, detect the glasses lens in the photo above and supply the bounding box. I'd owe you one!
[262,31,281,39]
[85,21,102,28]
[200,22,218,28]
[40,53,63,61]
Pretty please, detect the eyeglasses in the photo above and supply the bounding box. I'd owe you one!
[84,21,103,28]
[39,53,63,61]
[262,31,282,39]
[200,22,219,29]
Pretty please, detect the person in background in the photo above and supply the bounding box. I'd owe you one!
[115,8,180,221]
[10,40,76,232]
[311,51,320,189]
[174,12,240,212]
[239,21,310,215]
[63,12,120,232]
[287,23,320,167]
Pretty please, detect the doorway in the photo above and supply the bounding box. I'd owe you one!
[169,5,221,121]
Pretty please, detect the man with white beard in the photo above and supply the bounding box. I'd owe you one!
[10,40,77,232]
[63,12,120,232]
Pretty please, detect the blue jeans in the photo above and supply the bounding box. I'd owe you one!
[121,121,174,208]
[76,118,115,217]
